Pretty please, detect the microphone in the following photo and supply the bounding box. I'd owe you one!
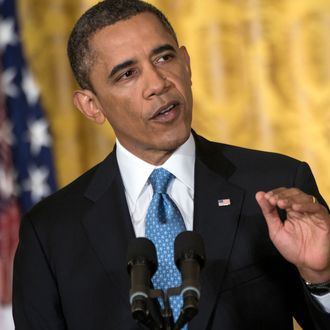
[127,237,159,326]
[174,231,206,329]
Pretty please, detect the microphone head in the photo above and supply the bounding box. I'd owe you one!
[127,237,158,276]
[174,231,206,269]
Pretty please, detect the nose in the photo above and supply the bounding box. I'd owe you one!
[142,65,170,99]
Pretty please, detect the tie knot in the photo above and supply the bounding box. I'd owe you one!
[149,168,174,194]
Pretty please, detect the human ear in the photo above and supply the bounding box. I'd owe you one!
[180,46,192,85]
[179,46,192,84]
[73,89,106,124]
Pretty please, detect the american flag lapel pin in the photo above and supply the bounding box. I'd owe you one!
[218,198,231,207]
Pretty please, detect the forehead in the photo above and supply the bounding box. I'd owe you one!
[89,13,177,64]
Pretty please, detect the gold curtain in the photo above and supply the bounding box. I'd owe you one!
[18,1,330,329]
[18,0,115,186]
[153,0,330,205]
[18,0,330,202]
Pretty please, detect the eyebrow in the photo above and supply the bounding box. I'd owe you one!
[151,44,176,56]
[109,60,136,79]
[109,44,177,79]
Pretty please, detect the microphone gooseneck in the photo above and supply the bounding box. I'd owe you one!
[174,231,206,329]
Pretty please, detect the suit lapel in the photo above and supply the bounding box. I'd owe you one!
[190,134,244,330]
[82,151,136,307]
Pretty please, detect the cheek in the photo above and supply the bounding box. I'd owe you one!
[114,88,142,113]
[107,99,145,130]
[171,68,192,93]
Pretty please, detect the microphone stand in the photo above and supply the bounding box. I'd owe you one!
[148,287,176,329]
[172,290,198,329]
[133,285,198,330]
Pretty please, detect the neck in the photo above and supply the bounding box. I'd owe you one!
[131,149,175,166]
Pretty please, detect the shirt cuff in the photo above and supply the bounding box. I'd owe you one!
[312,292,330,313]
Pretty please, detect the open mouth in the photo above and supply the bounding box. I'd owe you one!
[151,102,180,120]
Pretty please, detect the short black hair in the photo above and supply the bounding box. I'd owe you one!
[67,0,178,90]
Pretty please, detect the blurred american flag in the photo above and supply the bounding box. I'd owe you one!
[0,0,57,316]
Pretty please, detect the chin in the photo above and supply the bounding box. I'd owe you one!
[161,131,190,151]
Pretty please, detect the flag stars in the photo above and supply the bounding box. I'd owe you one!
[26,118,52,155]
[22,68,40,106]
[1,67,18,98]
[23,166,51,203]
[1,0,57,213]
[0,17,18,52]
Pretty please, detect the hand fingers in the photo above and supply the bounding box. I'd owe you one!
[264,187,328,215]
[265,187,305,205]
[255,191,283,230]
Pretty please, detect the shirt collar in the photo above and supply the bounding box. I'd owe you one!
[116,134,195,205]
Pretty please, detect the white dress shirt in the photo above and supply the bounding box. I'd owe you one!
[116,134,330,313]
[116,134,195,237]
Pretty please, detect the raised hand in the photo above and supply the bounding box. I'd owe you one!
[256,188,330,283]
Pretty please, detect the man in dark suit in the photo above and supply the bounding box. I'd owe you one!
[13,1,330,329]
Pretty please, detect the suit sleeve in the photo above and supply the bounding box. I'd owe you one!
[293,161,330,329]
[294,162,329,212]
[12,215,67,330]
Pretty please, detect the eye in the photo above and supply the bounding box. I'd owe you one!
[117,69,137,81]
[156,53,174,64]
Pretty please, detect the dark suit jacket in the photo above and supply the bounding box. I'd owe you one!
[13,133,330,330]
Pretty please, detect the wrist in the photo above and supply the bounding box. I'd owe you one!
[299,266,330,284]
[304,279,330,296]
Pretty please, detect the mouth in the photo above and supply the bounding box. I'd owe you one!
[150,101,180,121]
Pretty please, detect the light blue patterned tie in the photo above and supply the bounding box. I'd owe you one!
[145,168,187,328]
